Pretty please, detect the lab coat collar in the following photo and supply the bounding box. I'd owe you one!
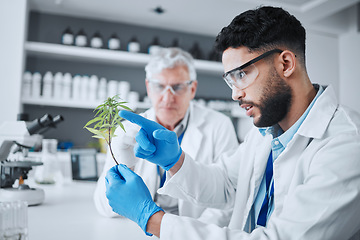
[258,85,335,140]
[297,85,338,139]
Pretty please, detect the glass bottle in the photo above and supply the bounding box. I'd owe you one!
[61,27,74,45]
[148,36,161,55]
[108,33,121,50]
[127,36,140,53]
[75,29,87,47]
[90,31,103,48]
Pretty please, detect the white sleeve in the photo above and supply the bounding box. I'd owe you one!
[160,134,360,240]
[196,114,238,227]
[158,151,238,209]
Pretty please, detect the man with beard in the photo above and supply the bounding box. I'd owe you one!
[105,6,360,240]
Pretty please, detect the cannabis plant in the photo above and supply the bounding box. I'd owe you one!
[84,95,132,165]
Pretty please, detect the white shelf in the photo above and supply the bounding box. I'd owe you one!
[21,97,152,110]
[25,41,224,75]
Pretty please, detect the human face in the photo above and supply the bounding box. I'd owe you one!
[146,65,197,130]
[223,49,283,90]
[223,47,292,128]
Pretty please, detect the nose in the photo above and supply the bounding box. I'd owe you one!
[162,88,175,102]
[232,87,245,101]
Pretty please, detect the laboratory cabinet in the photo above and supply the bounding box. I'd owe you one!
[21,11,240,147]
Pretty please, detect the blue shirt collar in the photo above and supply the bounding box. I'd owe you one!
[259,84,324,148]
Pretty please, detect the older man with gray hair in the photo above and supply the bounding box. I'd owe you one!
[94,47,238,227]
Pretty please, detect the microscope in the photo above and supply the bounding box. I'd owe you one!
[0,114,64,206]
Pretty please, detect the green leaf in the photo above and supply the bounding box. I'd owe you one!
[100,123,112,129]
[84,116,103,128]
[119,104,132,111]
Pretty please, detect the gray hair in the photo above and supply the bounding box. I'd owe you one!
[145,47,197,80]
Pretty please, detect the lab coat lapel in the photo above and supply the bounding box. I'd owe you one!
[242,134,272,230]
[181,102,204,160]
[229,131,272,231]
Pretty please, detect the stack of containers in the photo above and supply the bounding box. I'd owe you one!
[0,201,28,239]
[22,71,137,108]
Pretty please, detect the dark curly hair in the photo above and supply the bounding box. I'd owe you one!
[215,6,306,65]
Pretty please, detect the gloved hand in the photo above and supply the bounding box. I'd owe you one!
[112,125,140,168]
[105,164,163,236]
[119,110,182,171]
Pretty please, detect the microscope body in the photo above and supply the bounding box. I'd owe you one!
[0,114,63,205]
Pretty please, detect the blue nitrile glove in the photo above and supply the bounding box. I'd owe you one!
[119,110,182,171]
[105,164,163,236]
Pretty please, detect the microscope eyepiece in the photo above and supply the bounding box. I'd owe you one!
[26,114,64,135]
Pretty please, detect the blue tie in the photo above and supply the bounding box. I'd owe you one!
[157,131,185,188]
[257,151,274,227]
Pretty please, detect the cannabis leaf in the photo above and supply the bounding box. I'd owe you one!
[84,95,132,165]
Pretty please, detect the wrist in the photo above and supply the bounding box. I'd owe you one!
[169,151,185,176]
[146,210,165,238]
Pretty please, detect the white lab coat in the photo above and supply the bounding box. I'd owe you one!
[158,85,360,240]
[94,101,239,227]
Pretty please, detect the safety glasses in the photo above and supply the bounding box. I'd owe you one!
[147,79,194,95]
[223,49,283,89]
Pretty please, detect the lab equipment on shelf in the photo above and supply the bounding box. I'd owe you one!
[90,31,104,49]
[53,72,63,99]
[75,29,87,47]
[31,72,41,99]
[108,33,120,50]
[42,71,53,99]
[148,36,162,55]
[61,27,74,45]
[127,36,140,53]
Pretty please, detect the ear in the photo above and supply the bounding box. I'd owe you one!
[145,79,151,96]
[190,80,198,99]
[279,50,296,78]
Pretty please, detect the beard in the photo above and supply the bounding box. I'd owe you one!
[244,67,292,128]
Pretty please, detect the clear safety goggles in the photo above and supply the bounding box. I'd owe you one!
[223,49,283,90]
[147,79,194,95]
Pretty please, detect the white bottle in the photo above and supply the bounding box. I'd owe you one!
[80,75,89,101]
[42,71,53,99]
[107,80,118,98]
[53,72,63,100]
[22,71,32,98]
[127,91,140,111]
[31,72,42,99]
[62,73,72,100]
[90,32,103,48]
[118,81,130,101]
[127,36,140,53]
[98,77,107,101]
[72,75,82,100]
[75,29,87,47]
[61,27,74,45]
[108,33,120,50]
[89,75,98,101]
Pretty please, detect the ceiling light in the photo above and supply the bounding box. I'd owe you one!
[153,6,165,14]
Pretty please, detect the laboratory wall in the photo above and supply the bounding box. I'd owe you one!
[306,31,339,97]
[0,0,27,123]
[339,12,360,114]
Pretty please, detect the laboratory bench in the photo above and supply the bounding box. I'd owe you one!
[28,180,150,240]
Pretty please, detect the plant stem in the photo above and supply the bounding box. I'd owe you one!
[108,143,119,165]
[108,113,119,165]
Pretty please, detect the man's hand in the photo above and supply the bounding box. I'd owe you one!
[105,164,163,236]
[119,110,182,171]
